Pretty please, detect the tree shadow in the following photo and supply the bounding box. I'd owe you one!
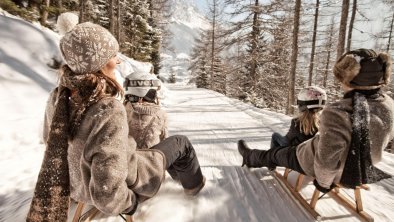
[0,48,55,92]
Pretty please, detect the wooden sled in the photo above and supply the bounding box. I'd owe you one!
[72,201,134,222]
[273,168,373,222]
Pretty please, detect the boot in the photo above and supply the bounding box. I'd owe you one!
[184,176,206,196]
[238,140,253,167]
[237,140,277,170]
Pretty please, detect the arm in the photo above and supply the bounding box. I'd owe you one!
[42,88,59,145]
[285,119,298,143]
[84,99,137,215]
[314,107,352,188]
[160,112,169,141]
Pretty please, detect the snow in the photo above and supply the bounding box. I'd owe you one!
[1,11,394,222]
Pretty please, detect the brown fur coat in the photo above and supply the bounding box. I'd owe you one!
[296,92,394,188]
[43,89,166,215]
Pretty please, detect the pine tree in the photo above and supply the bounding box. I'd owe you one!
[122,0,152,61]
[189,32,211,89]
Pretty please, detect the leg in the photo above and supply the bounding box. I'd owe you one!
[238,140,278,170]
[151,135,204,191]
[270,146,305,174]
[238,140,305,174]
[270,132,289,149]
[167,165,179,181]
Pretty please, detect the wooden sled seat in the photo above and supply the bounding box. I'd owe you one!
[274,168,373,222]
[72,201,134,222]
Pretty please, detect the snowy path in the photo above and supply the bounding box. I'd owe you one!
[152,85,311,222]
[132,85,394,222]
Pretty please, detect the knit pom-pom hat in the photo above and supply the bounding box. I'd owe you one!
[333,48,392,90]
[56,12,79,35]
[59,22,119,74]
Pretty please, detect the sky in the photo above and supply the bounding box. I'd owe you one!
[1,9,394,222]
[194,0,208,13]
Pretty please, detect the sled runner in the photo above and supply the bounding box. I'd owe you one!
[273,168,373,222]
[72,201,134,222]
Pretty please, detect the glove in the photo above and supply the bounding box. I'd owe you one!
[313,179,335,194]
[123,193,139,215]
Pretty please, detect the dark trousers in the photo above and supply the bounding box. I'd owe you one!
[151,135,204,189]
[249,146,305,174]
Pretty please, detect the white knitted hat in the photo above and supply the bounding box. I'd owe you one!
[59,22,119,74]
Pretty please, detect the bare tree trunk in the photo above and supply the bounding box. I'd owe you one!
[79,0,85,23]
[335,0,350,97]
[346,0,357,51]
[117,0,121,42]
[324,20,335,88]
[250,0,260,89]
[109,0,115,34]
[336,0,350,60]
[308,0,320,86]
[40,0,50,26]
[287,0,301,115]
[210,0,217,88]
[387,12,394,52]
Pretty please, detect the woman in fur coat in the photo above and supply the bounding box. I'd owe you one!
[238,48,394,193]
[27,22,205,222]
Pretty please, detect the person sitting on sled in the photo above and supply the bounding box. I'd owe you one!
[269,86,326,150]
[27,22,205,221]
[238,48,394,193]
[123,71,168,149]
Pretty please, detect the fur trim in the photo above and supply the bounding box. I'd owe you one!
[378,52,392,84]
[333,54,361,86]
[334,51,393,90]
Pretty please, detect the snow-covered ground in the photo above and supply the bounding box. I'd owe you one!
[1,12,394,222]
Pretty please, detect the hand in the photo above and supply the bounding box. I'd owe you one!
[313,179,335,194]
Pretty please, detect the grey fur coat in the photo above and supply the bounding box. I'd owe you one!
[296,93,394,188]
[43,89,166,215]
[125,102,168,149]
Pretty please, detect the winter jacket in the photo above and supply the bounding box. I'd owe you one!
[43,89,166,215]
[296,93,394,188]
[285,118,316,147]
[125,102,168,149]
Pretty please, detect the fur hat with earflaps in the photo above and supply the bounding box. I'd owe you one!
[333,48,392,90]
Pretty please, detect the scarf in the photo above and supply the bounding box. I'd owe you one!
[340,89,392,188]
[27,65,108,221]
[26,86,71,222]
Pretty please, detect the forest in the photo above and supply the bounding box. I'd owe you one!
[190,0,394,114]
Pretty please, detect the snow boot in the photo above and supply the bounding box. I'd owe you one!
[184,176,206,196]
[237,140,277,170]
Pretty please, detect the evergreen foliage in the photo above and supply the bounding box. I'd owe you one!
[4,0,168,76]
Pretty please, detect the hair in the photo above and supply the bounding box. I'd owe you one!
[60,65,124,138]
[296,108,321,135]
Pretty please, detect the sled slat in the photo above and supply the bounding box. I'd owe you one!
[274,170,321,220]
[72,202,85,222]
